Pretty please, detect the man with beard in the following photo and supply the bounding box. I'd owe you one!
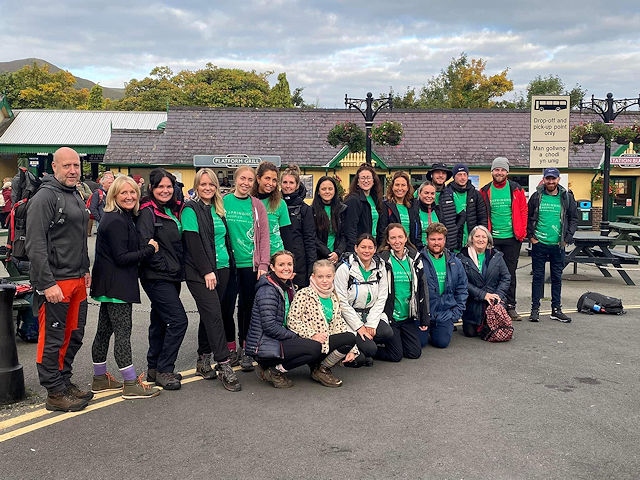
[440,163,488,252]
[527,168,577,323]
[480,157,528,321]
[419,222,467,348]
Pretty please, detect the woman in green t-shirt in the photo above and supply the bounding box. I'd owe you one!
[251,161,291,255]
[384,171,420,249]
[312,176,347,264]
[182,168,241,392]
[414,181,442,251]
[375,223,430,362]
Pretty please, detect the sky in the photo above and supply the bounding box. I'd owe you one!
[2,1,640,108]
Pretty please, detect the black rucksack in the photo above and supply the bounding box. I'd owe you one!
[577,292,625,315]
[6,169,66,261]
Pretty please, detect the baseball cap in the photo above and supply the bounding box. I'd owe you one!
[543,168,560,178]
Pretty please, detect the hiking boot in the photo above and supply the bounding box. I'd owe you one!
[507,308,523,321]
[267,367,294,388]
[363,356,374,367]
[155,371,181,390]
[228,350,241,367]
[65,383,94,401]
[311,365,343,388]
[529,308,540,322]
[46,391,89,412]
[195,354,217,380]
[122,375,161,399]
[240,351,255,372]
[91,373,123,393]
[215,362,241,392]
[255,363,269,382]
[550,307,572,323]
[146,369,182,383]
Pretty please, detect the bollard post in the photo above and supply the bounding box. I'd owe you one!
[0,282,26,404]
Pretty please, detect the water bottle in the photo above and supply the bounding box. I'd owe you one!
[593,304,601,312]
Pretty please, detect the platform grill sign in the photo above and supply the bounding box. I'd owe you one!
[529,95,570,168]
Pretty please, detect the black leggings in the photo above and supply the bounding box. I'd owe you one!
[91,302,133,368]
[221,267,257,346]
[326,332,356,358]
[258,337,322,371]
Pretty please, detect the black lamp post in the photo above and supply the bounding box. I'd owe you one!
[345,92,393,165]
[579,93,640,236]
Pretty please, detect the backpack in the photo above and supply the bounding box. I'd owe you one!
[480,303,514,342]
[577,292,625,315]
[86,189,105,220]
[340,254,384,290]
[6,169,66,262]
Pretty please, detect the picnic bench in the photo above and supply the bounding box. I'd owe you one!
[615,215,640,225]
[608,221,640,255]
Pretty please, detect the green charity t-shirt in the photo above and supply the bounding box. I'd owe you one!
[366,194,379,237]
[490,183,514,239]
[223,194,255,268]
[395,203,410,236]
[419,209,439,246]
[262,198,291,255]
[324,205,336,252]
[429,252,447,295]
[319,296,334,324]
[535,193,562,245]
[181,206,229,268]
[477,251,485,274]
[453,190,468,248]
[390,254,412,321]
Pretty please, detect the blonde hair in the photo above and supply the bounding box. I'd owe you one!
[232,166,255,195]
[280,164,301,187]
[193,168,225,217]
[104,175,140,215]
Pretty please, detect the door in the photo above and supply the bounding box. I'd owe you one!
[609,177,636,220]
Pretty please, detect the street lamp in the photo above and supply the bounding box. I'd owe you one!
[345,92,393,165]
[579,93,640,236]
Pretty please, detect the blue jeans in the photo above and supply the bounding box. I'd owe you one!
[531,242,565,309]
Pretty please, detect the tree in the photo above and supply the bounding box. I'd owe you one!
[269,73,294,108]
[392,53,513,109]
[514,74,586,109]
[87,84,104,110]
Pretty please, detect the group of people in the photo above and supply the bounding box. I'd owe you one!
[25,147,578,412]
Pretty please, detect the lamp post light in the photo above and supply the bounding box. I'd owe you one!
[579,93,640,236]
[345,92,393,165]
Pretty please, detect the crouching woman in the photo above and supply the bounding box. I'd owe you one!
[245,251,322,388]
[287,259,357,387]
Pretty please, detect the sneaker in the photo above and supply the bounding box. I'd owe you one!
[65,383,94,401]
[240,351,255,372]
[91,373,124,393]
[215,362,241,392]
[311,365,343,388]
[122,374,161,399]
[529,308,540,322]
[46,391,89,412]
[267,367,294,388]
[550,307,572,323]
[507,308,523,321]
[195,354,217,380]
[146,368,182,383]
[228,349,241,368]
[155,371,181,390]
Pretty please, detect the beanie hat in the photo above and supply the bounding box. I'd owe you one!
[452,163,469,175]
[491,157,510,172]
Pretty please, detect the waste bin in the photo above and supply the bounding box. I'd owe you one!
[577,200,592,230]
[0,282,25,404]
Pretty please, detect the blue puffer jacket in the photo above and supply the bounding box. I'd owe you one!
[419,248,468,326]
[245,273,298,359]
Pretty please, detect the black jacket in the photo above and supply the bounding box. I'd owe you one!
[281,184,317,288]
[182,198,234,284]
[457,247,510,326]
[314,202,347,259]
[343,190,388,249]
[384,199,421,249]
[440,181,488,251]
[91,210,155,303]
[137,199,184,282]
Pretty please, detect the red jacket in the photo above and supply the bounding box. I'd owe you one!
[480,180,528,241]
[1,187,12,213]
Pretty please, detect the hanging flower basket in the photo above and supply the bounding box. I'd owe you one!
[612,125,637,145]
[582,133,601,144]
[570,122,610,145]
[327,122,366,153]
[371,121,404,146]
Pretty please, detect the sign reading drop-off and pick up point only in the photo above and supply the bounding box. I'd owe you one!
[529,95,570,168]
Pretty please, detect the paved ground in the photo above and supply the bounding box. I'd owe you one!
[1,238,639,479]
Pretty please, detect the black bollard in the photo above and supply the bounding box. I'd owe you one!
[0,282,26,404]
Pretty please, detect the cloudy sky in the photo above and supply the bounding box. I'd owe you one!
[3,1,639,107]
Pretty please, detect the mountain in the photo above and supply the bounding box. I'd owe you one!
[0,58,126,100]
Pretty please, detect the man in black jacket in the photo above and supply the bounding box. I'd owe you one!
[26,147,92,412]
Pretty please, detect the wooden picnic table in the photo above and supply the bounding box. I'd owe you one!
[608,221,640,255]
[615,215,640,225]
[565,232,639,286]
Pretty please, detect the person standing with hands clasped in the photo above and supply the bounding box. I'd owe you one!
[527,168,578,323]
